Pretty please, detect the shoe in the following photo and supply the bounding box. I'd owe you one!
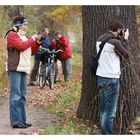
[24,123,32,127]
[12,124,28,129]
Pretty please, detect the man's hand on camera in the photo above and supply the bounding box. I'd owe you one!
[124,29,129,40]
[35,34,42,41]
[32,34,41,40]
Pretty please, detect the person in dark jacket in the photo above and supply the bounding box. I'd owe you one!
[5,16,42,128]
[96,20,130,134]
[29,28,51,85]
[51,32,72,81]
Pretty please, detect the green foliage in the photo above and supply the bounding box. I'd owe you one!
[46,6,82,44]
[72,47,83,72]
[48,6,81,22]
[24,6,40,35]
[44,120,75,135]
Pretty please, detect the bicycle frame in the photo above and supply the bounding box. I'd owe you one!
[37,48,61,89]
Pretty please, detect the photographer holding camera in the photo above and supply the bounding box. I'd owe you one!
[96,20,130,134]
[29,27,51,85]
[5,16,42,128]
[51,32,72,82]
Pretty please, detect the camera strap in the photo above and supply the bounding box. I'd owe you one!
[96,36,115,60]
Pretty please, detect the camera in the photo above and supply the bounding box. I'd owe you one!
[55,37,59,42]
[119,29,128,36]
[36,32,45,42]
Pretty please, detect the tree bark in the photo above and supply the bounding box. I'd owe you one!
[77,6,140,134]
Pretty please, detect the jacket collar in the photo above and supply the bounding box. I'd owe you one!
[13,26,26,36]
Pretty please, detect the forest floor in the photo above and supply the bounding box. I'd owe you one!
[1,57,140,135]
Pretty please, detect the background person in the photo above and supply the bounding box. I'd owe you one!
[51,32,72,82]
[29,28,51,85]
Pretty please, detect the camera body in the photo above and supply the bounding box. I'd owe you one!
[118,29,129,40]
[55,37,60,43]
[36,32,45,42]
[119,29,127,36]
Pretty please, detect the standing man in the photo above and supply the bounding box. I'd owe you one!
[29,28,51,85]
[51,32,72,82]
[5,16,42,128]
[96,20,130,134]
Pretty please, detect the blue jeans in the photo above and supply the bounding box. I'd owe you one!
[8,71,27,126]
[97,76,120,134]
[61,58,72,81]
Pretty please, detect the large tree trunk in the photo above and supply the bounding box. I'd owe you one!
[77,6,140,134]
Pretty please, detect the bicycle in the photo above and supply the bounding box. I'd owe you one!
[37,48,62,89]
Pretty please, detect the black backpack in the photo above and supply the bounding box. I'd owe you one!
[89,36,114,76]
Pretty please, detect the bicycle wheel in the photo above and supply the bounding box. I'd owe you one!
[39,65,46,88]
[48,64,56,89]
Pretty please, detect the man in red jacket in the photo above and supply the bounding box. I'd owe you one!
[51,32,72,81]
[5,16,42,129]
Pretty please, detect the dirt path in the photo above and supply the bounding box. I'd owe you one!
[0,96,56,135]
[0,78,65,135]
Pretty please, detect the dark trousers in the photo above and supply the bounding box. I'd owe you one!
[30,60,40,82]
[97,76,120,134]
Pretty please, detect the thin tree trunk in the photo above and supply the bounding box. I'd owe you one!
[4,6,24,19]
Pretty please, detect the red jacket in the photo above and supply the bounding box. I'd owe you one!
[51,36,72,60]
[6,31,40,73]
[7,31,39,55]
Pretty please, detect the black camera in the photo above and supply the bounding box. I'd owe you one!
[55,37,59,41]
[119,29,127,36]
[36,32,45,42]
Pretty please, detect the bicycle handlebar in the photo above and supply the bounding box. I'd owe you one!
[38,48,63,54]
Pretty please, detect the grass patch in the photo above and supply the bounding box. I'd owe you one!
[44,80,84,134]
[46,81,80,117]
[44,119,76,135]
[72,52,82,71]
[44,117,92,135]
